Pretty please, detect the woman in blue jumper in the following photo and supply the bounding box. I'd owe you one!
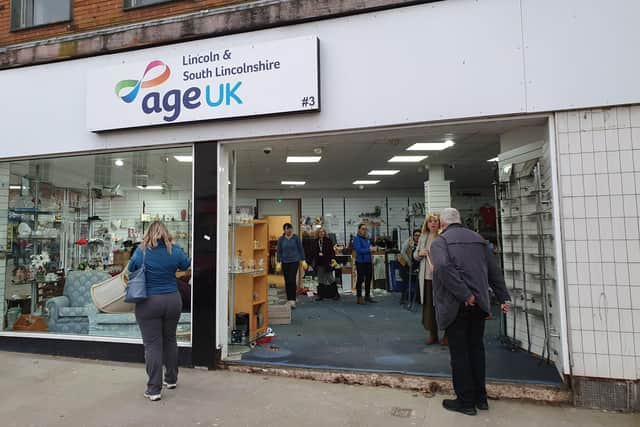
[353,223,377,304]
[128,221,191,401]
[276,223,307,309]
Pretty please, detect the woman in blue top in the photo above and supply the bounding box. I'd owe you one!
[128,221,191,401]
[276,223,307,309]
[353,223,377,305]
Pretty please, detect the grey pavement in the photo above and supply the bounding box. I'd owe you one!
[0,351,636,427]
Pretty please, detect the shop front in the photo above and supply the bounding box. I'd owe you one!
[1,0,640,408]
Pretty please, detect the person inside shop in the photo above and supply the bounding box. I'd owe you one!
[414,213,447,346]
[429,208,511,416]
[310,227,339,301]
[399,228,421,305]
[353,223,377,304]
[276,223,307,309]
[128,221,191,402]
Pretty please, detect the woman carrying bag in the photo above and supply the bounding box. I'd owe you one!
[128,221,191,401]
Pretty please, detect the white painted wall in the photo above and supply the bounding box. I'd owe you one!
[1,1,640,158]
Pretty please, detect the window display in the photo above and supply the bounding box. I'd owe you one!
[1,147,193,341]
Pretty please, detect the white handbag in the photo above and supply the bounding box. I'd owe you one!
[90,272,135,313]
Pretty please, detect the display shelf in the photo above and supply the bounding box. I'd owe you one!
[230,220,269,341]
[229,269,266,275]
[9,208,62,215]
[530,253,554,260]
[528,272,556,280]
[527,234,554,240]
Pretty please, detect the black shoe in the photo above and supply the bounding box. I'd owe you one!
[442,399,477,416]
[316,297,323,301]
[333,296,340,301]
[476,400,489,410]
[364,297,378,303]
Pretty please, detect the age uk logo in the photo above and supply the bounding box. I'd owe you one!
[114,60,171,103]
[112,58,243,123]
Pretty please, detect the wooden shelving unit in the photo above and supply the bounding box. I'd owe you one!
[230,220,269,340]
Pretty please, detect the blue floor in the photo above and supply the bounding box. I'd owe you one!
[241,293,563,386]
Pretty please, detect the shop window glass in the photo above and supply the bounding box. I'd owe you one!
[10,0,71,30]
[0,148,193,342]
[123,0,174,10]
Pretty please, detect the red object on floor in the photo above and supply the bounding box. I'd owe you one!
[256,336,274,345]
[297,287,310,295]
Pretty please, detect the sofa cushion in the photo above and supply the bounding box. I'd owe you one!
[64,271,112,308]
[59,306,90,317]
[94,313,136,325]
[93,312,191,325]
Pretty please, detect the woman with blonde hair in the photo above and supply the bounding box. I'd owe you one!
[128,221,191,401]
[414,213,446,345]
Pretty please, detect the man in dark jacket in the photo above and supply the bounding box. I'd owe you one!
[430,208,511,416]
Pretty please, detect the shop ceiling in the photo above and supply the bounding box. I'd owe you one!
[231,117,548,191]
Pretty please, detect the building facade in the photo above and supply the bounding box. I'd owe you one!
[0,0,639,411]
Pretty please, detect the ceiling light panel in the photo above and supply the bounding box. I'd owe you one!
[406,141,455,151]
[353,180,380,185]
[388,155,428,163]
[368,170,400,176]
[281,181,306,185]
[174,155,193,162]
[286,156,321,163]
[136,185,163,190]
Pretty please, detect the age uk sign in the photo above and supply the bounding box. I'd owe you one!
[86,36,320,131]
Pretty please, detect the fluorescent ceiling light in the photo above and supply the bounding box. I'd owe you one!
[281,181,306,186]
[136,185,163,190]
[406,140,455,151]
[487,157,499,162]
[368,170,400,176]
[286,156,321,163]
[388,155,428,163]
[174,155,193,162]
[353,180,380,185]
[114,159,124,167]
[9,185,21,190]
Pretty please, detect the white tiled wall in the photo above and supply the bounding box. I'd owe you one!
[557,106,640,380]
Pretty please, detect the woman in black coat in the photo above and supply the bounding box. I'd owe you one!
[310,228,338,300]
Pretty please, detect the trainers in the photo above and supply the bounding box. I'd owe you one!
[163,381,177,389]
[144,392,162,401]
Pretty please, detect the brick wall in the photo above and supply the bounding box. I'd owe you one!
[0,0,248,47]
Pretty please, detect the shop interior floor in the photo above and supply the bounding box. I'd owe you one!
[241,293,563,385]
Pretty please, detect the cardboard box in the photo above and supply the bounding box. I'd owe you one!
[268,304,291,325]
[113,251,131,267]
